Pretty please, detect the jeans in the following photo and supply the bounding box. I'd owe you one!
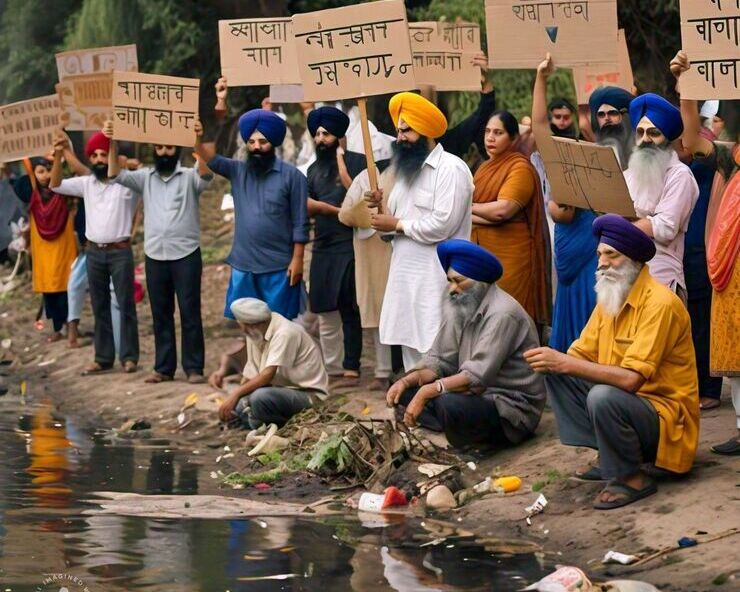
[145,249,204,377]
[234,387,314,429]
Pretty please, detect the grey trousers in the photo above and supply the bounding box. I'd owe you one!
[545,374,659,480]
[235,387,313,429]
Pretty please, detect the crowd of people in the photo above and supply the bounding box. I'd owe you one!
[5,49,738,511]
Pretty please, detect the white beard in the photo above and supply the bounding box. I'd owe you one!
[627,145,673,212]
[595,260,643,317]
[442,281,489,328]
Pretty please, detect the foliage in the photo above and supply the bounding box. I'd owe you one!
[223,468,283,487]
[306,432,353,474]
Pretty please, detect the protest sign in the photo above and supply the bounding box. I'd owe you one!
[409,21,481,91]
[0,95,62,162]
[679,0,739,99]
[538,136,635,217]
[269,84,305,103]
[292,0,416,102]
[55,72,113,131]
[55,44,137,131]
[112,71,200,147]
[572,29,633,104]
[485,0,618,68]
[219,18,301,86]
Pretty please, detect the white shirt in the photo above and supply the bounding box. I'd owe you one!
[379,143,473,352]
[242,313,329,399]
[624,150,699,290]
[52,175,139,244]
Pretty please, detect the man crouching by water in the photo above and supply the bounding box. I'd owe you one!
[210,298,329,429]
[385,239,546,452]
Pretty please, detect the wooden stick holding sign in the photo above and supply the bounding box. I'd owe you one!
[292,0,416,220]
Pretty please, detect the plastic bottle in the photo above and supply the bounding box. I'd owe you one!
[492,476,522,493]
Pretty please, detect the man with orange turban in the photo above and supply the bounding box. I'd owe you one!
[369,92,473,370]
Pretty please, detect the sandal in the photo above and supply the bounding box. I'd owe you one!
[187,373,206,384]
[699,397,721,410]
[593,478,657,510]
[710,437,740,456]
[574,465,605,481]
[81,362,113,376]
[123,361,138,374]
[144,372,173,384]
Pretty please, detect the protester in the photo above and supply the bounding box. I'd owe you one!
[370,92,473,370]
[50,131,140,374]
[339,159,395,391]
[531,54,597,352]
[12,155,76,341]
[104,119,212,384]
[197,77,309,321]
[707,164,739,455]
[588,86,635,168]
[470,110,550,330]
[387,239,545,449]
[625,93,699,301]
[547,97,578,139]
[213,298,328,429]
[525,215,699,509]
[670,51,732,409]
[306,106,366,385]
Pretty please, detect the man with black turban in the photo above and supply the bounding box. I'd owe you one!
[525,215,699,510]
[625,93,699,301]
[196,77,309,322]
[305,106,367,386]
[386,239,545,450]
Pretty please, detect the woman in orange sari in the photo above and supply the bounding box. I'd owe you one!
[471,111,550,328]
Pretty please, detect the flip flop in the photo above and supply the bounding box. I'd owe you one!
[710,437,740,456]
[700,398,721,410]
[144,372,173,384]
[81,363,113,376]
[574,466,605,481]
[593,478,657,510]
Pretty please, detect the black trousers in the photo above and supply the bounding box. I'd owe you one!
[398,386,509,449]
[43,291,68,332]
[86,244,138,365]
[338,261,362,372]
[145,249,204,377]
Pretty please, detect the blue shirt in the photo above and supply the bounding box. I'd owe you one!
[686,150,717,250]
[209,155,309,273]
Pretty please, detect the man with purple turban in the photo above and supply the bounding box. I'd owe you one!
[525,215,699,510]
[306,106,366,386]
[386,239,545,450]
[195,101,309,321]
[625,93,699,302]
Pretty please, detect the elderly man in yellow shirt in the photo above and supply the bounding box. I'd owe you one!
[525,214,699,510]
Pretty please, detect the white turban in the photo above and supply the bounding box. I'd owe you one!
[230,298,271,323]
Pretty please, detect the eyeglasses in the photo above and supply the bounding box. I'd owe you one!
[596,109,622,119]
[635,128,664,139]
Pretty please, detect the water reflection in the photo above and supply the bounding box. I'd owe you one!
[0,399,550,591]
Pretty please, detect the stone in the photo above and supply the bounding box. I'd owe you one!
[426,485,456,510]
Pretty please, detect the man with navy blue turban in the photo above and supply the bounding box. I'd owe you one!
[385,238,545,450]
[624,93,698,301]
[305,106,368,387]
[588,85,635,168]
[195,77,309,322]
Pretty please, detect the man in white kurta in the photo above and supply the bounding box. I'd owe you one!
[369,92,473,371]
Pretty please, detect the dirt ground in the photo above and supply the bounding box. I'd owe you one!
[0,185,738,591]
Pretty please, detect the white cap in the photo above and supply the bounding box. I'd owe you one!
[230,298,271,323]
[700,100,720,119]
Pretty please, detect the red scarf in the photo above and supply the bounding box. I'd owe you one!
[28,188,69,241]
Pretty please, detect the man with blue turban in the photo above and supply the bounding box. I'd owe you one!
[588,85,635,168]
[195,77,309,321]
[385,239,545,451]
[624,93,698,301]
[525,215,699,510]
[305,106,367,386]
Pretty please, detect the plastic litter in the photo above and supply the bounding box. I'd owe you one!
[677,536,697,548]
[358,486,409,512]
[524,566,592,591]
[602,550,640,565]
[493,475,522,493]
[604,580,660,592]
[525,493,548,525]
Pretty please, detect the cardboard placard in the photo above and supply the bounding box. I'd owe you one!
[409,21,482,91]
[55,72,113,131]
[485,0,618,68]
[0,95,62,162]
[292,0,416,101]
[679,0,739,99]
[572,29,633,104]
[55,44,137,131]
[538,136,635,217]
[219,18,301,86]
[112,71,200,147]
[269,84,305,103]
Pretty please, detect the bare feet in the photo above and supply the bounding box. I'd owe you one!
[700,396,721,410]
[144,371,173,384]
[47,332,63,343]
[122,361,138,374]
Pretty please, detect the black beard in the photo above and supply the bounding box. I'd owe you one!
[246,147,276,174]
[392,138,431,183]
[91,163,108,181]
[595,122,633,168]
[551,123,576,139]
[154,151,180,175]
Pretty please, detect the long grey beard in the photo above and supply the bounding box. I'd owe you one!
[627,146,674,212]
[442,281,490,329]
[595,260,643,317]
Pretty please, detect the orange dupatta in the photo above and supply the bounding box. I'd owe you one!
[707,171,740,292]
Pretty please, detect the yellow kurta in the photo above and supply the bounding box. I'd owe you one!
[568,266,699,474]
[710,255,740,375]
[29,215,76,293]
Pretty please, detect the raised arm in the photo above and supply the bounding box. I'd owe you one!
[670,50,713,157]
[532,54,554,144]
[50,130,66,189]
[102,119,121,178]
[214,76,228,121]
